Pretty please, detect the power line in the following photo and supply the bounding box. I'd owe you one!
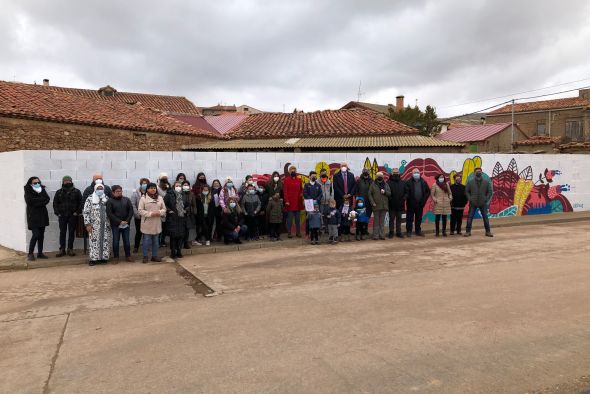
[444,84,590,120]
[440,76,590,109]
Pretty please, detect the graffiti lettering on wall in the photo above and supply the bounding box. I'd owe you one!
[250,156,573,221]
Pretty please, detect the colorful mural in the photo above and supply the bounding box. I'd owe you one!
[250,156,574,223]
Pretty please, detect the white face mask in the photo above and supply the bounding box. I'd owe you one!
[175,186,182,192]
[341,167,347,172]
[182,186,190,192]
[95,189,105,197]
[438,177,444,183]
[273,176,279,182]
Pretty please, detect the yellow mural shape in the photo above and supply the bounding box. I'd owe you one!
[461,156,482,184]
[514,178,533,216]
[315,161,330,177]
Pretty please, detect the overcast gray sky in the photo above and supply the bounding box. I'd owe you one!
[1,0,589,117]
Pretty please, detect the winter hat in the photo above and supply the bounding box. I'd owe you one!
[62,175,72,182]
[376,171,384,177]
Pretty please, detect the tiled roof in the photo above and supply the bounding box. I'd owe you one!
[513,135,562,146]
[488,97,590,115]
[170,114,221,135]
[204,114,248,134]
[226,109,417,139]
[340,101,392,115]
[183,135,463,150]
[42,84,201,115]
[557,142,590,152]
[0,81,219,137]
[436,123,513,142]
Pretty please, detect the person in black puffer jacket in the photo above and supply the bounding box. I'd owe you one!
[387,168,407,238]
[53,175,82,257]
[24,176,50,261]
[450,174,468,235]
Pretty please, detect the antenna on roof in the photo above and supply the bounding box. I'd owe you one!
[357,80,364,102]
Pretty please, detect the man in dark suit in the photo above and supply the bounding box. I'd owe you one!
[332,162,357,208]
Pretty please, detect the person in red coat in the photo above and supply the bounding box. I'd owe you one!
[283,165,304,238]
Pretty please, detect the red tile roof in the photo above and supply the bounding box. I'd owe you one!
[0,81,219,137]
[204,114,248,134]
[513,135,562,146]
[170,114,221,135]
[340,101,393,115]
[488,97,590,115]
[436,123,514,142]
[226,109,417,139]
[42,84,201,115]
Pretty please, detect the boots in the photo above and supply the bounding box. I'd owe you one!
[56,249,66,257]
[388,231,394,239]
[67,249,76,256]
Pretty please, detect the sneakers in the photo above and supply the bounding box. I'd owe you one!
[205,241,211,246]
[485,232,494,237]
[192,240,202,246]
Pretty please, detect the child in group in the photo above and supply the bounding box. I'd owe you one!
[266,192,284,241]
[241,184,261,241]
[354,197,369,241]
[339,196,353,242]
[307,201,322,245]
[327,199,341,244]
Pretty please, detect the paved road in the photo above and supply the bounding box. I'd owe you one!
[1,222,590,393]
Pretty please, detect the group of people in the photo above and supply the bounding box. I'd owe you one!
[24,162,493,265]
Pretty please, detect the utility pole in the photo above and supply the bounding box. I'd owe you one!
[511,99,515,151]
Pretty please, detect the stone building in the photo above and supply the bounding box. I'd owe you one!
[0,81,220,152]
[486,88,590,143]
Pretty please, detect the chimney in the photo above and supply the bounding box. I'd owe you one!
[579,88,590,100]
[42,79,49,86]
[396,95,404,112]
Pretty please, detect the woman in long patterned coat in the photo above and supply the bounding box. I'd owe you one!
[83,184,112,265]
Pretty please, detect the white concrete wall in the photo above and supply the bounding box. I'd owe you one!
[1,150,589,252]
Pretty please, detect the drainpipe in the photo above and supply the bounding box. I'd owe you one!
[511,99,515,151]
[548,110,551,136]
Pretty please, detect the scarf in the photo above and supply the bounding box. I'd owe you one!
[175,191,185,217]
[147,191,159,200]
[437,181,449,193]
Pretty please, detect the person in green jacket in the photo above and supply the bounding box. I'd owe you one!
[266,192,284,241]
[368,172,391,240]
[465,167,493,237]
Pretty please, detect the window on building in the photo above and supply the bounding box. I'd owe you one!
[468,144,478,153]
[565,120,583,141]
[536,120,546,136]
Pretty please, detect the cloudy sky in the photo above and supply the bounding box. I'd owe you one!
[1,0,589,117]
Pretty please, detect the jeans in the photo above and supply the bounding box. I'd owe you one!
[285,210,301,235]
[29,226,45,255]
[134,218,143,249]
[142,233,159,258]
[466,205,491,233]
[373,210,387,238]
[224,225,248,242]
[58,215,77,250]
[388,209,403,235]
[112,225,131,257]
[406,205,424,234]
[328,224,339,239]
[450,209,464,233]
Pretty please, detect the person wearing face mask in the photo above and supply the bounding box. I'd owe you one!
[387,168,407,239]
[164,181,188,259]
[353,197,369,241]
[131,178,150,253]
[24,176,50,261]
[333,162,357,209]
[221,196,248,244]
[450,175,467,235]
[219,177,238,212]
[283,165,304,238]
[81,172,112,254]
[83,184,112,266]
[241,184,262,241]
[368,172,391,240]
[431,174,453,237]
[465,167,494,237]
[266,192,284,241]
[318,169,334,234]
[180,181,197,249]
[106,185,134,262]
[303,170,323,237]
[192,172,209,196]
[404,168,431,237]
[255,181,270,238]
[355,168,374,222]
[210,179,223,241]
[138,183,166,263]
[157,173,170,247]
[265,171,283,198]
[195,185,215,246]
[53,175,82,257]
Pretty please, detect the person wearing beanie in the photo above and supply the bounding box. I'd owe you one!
[368,171,391,240]
[53,175,82,257]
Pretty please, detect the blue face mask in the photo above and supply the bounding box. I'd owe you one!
[248,189,256,195]
[357,203,364,208]
[202,191,209,196]
[32,184,42,192]
[413,173,420,180]
[229,202,237,209]
[227,182,234,188]
[96,190,105,197]
[141,184,147,191]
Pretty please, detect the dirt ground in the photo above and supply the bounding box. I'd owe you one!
[1,221,590,393]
